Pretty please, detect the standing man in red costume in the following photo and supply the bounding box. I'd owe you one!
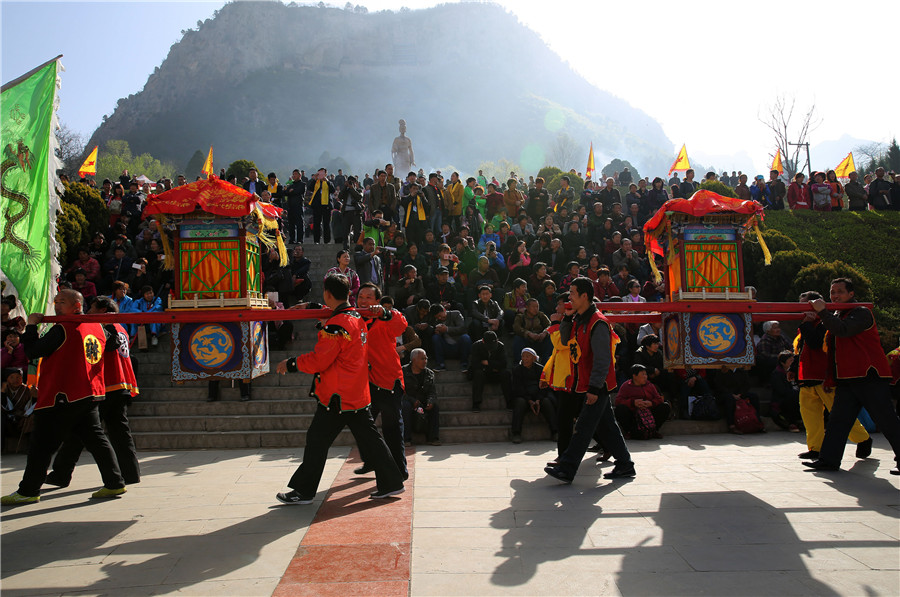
[2,290,126,505]
[46,296,142,487]
[274,275,404,504]
[804,278,900,475]
[543,278,634,484]
[353,283,410,480]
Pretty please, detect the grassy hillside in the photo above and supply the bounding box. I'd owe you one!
[753,210,900,347]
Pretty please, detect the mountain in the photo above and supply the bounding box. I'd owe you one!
[811,134,878,171]
[86,1,673,177]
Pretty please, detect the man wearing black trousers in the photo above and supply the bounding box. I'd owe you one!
[353,283,410,480]
[274,275,404,504]
[306,168,334,245]
[47,296,141,487]
[2,290,125,505]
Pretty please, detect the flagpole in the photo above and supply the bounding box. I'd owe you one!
[1,55,63,92]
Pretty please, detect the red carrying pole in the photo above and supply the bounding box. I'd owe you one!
[39,302,868,325]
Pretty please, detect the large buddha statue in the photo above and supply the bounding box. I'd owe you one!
[391,119,415,176]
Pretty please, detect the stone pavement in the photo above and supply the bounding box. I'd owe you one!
[2,434,898,596]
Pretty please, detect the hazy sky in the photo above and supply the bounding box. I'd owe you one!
[3,0,898,174]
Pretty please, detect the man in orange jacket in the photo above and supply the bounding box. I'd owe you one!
[353,283,410,480]
[275,275,404,504]
[804,278,900,475]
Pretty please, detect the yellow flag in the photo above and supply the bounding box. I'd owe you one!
[585,142,595,180]
[834,152,855,178]
[668,144,690,175]
[77,145,98,178]
[201,145,213,177]
[770,148,783,175]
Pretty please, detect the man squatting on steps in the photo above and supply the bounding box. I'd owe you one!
[274,274,405,504]
[353,282,410,480]
[2,290,127,505]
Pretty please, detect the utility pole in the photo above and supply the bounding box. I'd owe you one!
[789,141,811,179]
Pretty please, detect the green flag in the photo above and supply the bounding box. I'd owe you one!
[1,57,63,315]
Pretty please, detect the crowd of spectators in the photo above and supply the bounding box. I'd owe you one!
[3,161,899,449]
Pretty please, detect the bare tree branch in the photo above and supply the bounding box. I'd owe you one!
[758,94,820,179]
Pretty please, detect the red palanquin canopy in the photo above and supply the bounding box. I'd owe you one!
[143,175,260,218]
[643,190,764,257]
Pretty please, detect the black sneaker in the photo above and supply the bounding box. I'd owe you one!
[603,464,636,479]
[354,465,373,475]
[369,487,405,499]
[276,490,314,505]
[803,460,840,472]
[798,450,819,460]
[855,438,873,459]
[44,472,70,488]
[544,465,573,484]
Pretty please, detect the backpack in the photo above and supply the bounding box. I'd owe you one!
[689,394,719,420]
[733,397,764,433]
[634,407,657,439]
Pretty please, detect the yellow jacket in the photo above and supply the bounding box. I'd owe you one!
[446,181,464,216]
[541,324,572,391]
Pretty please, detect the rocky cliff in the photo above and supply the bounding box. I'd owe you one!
[87,1,673,176]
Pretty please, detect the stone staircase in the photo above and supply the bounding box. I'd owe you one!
[128,240,761,451]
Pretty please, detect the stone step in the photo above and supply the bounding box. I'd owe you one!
[133,429,354,450]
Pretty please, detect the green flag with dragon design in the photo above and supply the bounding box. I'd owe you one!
[1,57,63,315]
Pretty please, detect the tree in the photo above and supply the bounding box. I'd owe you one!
[184,150,205,180]
[60,182,109,238]
[759,95,820,180]
[600,158,640,183]
[548,133,580,172]
[853,141,887,172]
[354,4,368,13]
[888,138,900,172]
[225,159,259,182]
[55,123,85,178]
[475,159,523,187]
[95,139,175,184]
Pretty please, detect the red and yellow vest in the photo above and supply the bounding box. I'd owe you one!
[35,322,106,410]
[795,327,828,384]
[568,307,619,394]
[105,323,139,396]
[827,307,891,381]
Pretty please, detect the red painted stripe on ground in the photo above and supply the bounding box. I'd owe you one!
[274,448,414,597]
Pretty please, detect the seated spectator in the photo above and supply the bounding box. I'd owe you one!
[431,244,460,282]
[454,236,478,282]
[477,223,501,252]
[70,269,98,305]
[131,285,164,347]
[403,243,430,277]
[481,240,506,280]
[636,320,662,345]
[395,264,425,308]
[66,248,101,283]
[420,229,439,263]
[326,249,361,305]
[509,348,558,444]
[611,238,644,280]
[501,278,530,330]
[593,267,620,302]
[640,270,666,302]
[622,280,646,305]
[612,264,638,296]
[582,254,603,282]
[469,331,511,412]
[427,267,463,312]
[507,240,532,277]
[401,348,441,446]
[1,367,35,453]
[404,299,433,351]
[633,334,677,401]
[469,285,503,341]
[266,296,293,351]
[675,366,712,419]
[713,366,763,434]
[511,215,534,244]
[430,304,471,372]
[127,258,153,299]
[1,297,25,336]
[527,262,551,297]
[512,298,552,363]
[562,221,584,258]
[615,364,671,439]
[755,320,792,383]
[769,350,803,432]
[104,246,134,287]
[2,331,27,370]
[536,279,558,318]
[558,261,581,293]
[288,245,312,305]
[604,230,623,265]
[468,257,500,299]
[539,238,566,280]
